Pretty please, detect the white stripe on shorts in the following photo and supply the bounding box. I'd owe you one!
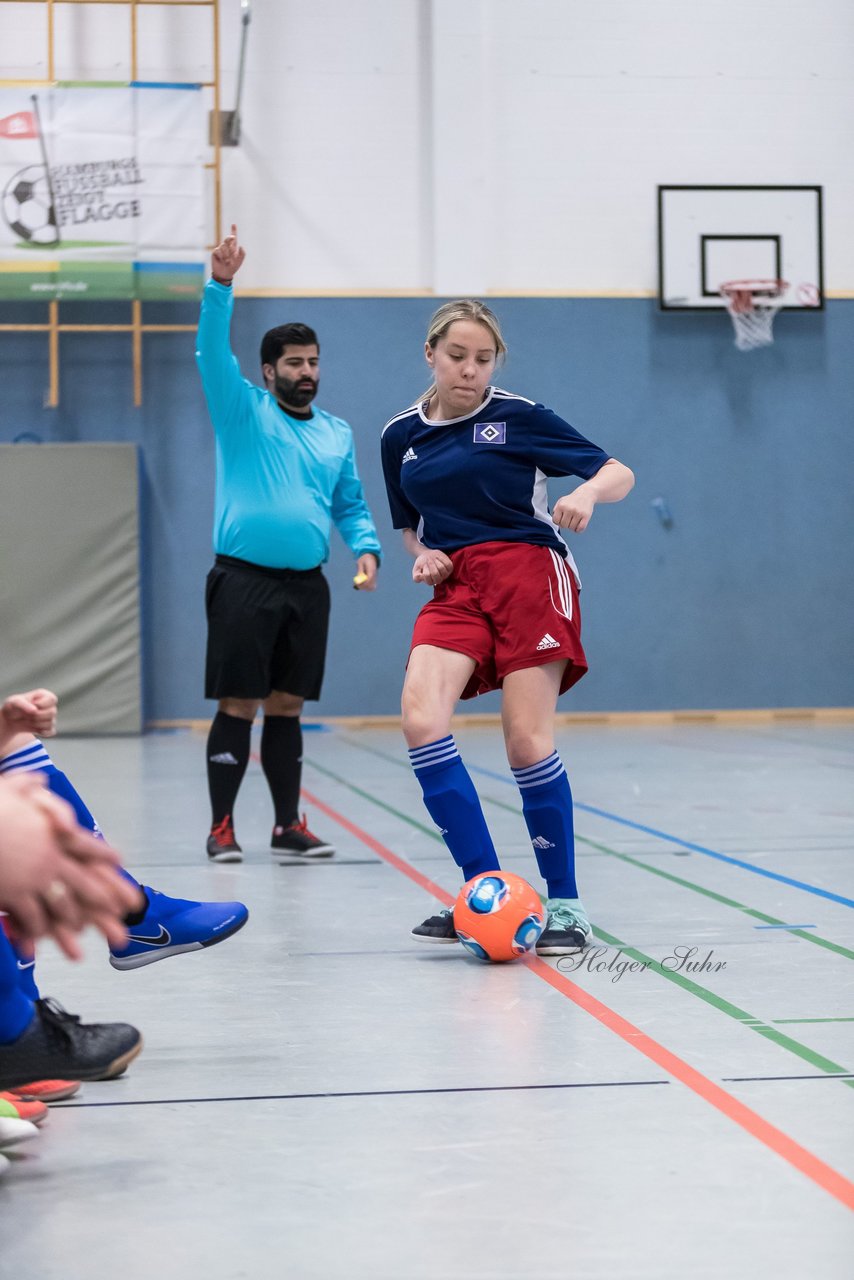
[547,547,573,622]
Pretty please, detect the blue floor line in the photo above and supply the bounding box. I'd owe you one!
[754,923,817,930]
[468,763,854,909]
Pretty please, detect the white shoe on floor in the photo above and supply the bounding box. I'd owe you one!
[0,1116,39,1148]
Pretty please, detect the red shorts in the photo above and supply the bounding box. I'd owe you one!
[410,542,588,700]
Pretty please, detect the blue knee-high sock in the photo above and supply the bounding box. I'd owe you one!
[35,747,148,919]
[409,736,500,882]
[0,741,150,956]
[4,929,39,1002]
[0,928,35,1045]
[512,752,579,898]
[0,741,103,836]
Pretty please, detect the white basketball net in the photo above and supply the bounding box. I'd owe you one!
[720,280,788,352]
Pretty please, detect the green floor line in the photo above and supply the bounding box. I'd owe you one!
[307,753,854,1089]
[308,757,440,842]
[587,922,854,1084]
[773,1017,854,1025]
[491,797,854,963]
[579,833,854,961]
[337,734,854,963]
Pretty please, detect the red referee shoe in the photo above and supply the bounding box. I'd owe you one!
[206,816,243,863]
[271,815,334,860]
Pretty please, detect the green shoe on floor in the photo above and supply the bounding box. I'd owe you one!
[536,898,592,955]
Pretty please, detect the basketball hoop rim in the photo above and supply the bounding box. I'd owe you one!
[720,278,789,301]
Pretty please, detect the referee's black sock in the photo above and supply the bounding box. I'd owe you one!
[207,711,252,827]
[261,714,302,829]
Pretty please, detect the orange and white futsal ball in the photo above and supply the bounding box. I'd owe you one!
[453,871,545,962]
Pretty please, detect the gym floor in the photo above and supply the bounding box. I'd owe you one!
[1,719,852,1279]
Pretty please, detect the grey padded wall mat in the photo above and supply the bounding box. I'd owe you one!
[0,444,142,733]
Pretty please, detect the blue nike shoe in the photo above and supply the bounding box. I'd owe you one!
[109,888,249,971]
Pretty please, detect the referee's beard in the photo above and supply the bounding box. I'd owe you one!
[273,372,318,413]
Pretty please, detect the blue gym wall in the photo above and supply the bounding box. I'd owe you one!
[1,296,853,721]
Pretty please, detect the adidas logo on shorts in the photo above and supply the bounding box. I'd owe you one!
[536,633,560,651]
[402,447,417,464]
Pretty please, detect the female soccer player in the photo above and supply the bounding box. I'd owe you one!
[381,301,634,954]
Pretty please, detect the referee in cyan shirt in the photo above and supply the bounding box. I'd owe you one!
[196,226,381,863]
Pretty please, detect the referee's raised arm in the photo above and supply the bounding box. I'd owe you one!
[195,224,250,427]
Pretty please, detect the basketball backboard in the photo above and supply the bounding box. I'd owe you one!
[657,185,823,310]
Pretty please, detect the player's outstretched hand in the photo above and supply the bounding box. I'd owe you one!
[412,549,453,587]
[211,223,246,285]
[0,688,58,746]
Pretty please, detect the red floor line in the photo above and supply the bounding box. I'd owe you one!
[301,784,854,1214]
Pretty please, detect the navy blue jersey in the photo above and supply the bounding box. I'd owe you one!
[380,388,611,562]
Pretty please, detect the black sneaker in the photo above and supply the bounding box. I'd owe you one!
[207,816,243,863]
[0,998,143,1092]
[411,908,459,943]
[271,815,334,859]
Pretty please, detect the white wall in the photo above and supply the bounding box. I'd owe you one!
[2,0,852,293]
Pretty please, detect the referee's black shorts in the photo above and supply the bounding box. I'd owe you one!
[205,555,331,701]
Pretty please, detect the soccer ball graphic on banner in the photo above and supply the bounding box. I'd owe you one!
[453,871,545,962]
[3,165,59,246]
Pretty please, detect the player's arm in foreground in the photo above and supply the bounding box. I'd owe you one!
[0,772,143,960]
[0,688,57,755]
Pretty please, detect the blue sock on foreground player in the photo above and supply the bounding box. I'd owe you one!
[0,930,34,1047]
[408,737,591,953]
[0,741,248,972]
[406,736,499,943]
[408,737,500,881]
